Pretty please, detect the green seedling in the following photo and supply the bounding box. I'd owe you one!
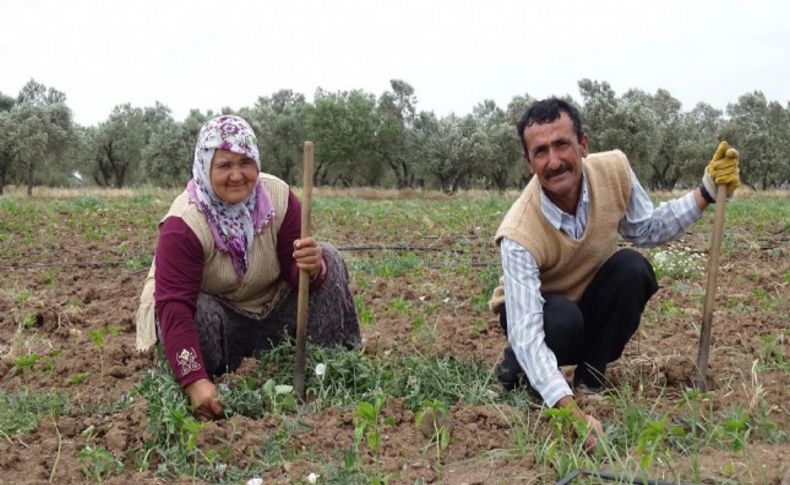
[719,414,750,452]
[11,353,41,376]
[415,400,451,461]
[88,326,122,383]
[387,297,411,314]
[14,290,31,305]
[758,334,787,371]
[68,372,91,385]
[472,318,486,333]
[540,405,588,477]
[78,424,123,481]
[635,416,685,469]
[353,396,395,454]
[22,314,38,329]
[262,379,296,414]
[78,445,123,482]
[354,295,374,326]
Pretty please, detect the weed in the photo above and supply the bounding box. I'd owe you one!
[757,334,787,371]
[353,396,395,455]
[635,416,685,468]
[68,372,91,385]
[78,445,124,481]
[14,289,31,304]
[88,326,122,383]
[0,389,69,435]
[387,296,411,315]
[125,253,153,271]
[354,295,374,326]
[717,411,750,452]
[651,248,703,281]
[22,313,39,329]
[538,405,589,477]
[415,400,451,461]
[11,353,41,376]
[261,379,296,414]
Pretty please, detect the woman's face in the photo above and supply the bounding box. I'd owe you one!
[210,149,259,204]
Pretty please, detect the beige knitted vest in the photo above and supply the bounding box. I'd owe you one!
[135,173,291,350]
[489,150,632,313]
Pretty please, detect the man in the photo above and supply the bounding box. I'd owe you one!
[489,97,739,448]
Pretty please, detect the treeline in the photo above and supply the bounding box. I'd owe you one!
[1,78,789,195]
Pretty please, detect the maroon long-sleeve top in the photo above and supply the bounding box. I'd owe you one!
[154,190,327,387]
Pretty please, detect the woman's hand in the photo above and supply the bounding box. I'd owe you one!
[184,378,223,421]
[293,237,323,279]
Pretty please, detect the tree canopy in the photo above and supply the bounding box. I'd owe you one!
[1,78,788,195]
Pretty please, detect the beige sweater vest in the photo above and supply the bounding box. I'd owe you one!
[135,173,291,350]
[489,150,632,313]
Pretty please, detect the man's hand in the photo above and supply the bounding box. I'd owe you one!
[185,378,223,421]
[556,396,603,452]
[582,413,603,451]
[293,237,323,279]
[702,141,741,199]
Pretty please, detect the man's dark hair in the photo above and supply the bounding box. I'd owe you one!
[516,97,584,160]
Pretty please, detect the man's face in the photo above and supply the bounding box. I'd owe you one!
[523,112,589,207]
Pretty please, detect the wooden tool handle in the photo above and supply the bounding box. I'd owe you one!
[293,141,314,400]
[695,184,728,391]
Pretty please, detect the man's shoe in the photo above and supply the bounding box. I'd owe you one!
[497,346,527,390]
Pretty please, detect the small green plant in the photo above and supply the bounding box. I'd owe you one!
[22,313,38,329]
[751,288,778,310]
[354,295,374,326]
[415,400,451,461]
[758,334,787,371]
[539,405,587,477]
[68,372,91,385]
[88,326,122,383]
[635,416,685,469]
[41,270,55,285]
[14,289,31,304]
[387,297,411,314]
[78,445,123,482]
[42,349,60,374]
[78,424,124,481]
[0,389,69,435]
[353,396,395,454]
[125,253,153,271]
[261,379,296,414]
[651,249,702,281]
[719,413,750,452]
[11,353,42,376]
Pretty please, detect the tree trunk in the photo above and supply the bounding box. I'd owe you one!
[27,160,34,196]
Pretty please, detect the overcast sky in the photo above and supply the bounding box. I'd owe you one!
[2,0,788,126]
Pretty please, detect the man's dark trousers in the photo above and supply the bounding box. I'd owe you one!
[499,248,659,389]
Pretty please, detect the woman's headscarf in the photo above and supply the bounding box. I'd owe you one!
[187,115,276,278]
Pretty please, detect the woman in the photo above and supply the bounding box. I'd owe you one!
[135,115,360,420]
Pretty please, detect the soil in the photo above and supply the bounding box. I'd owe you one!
[0,192,787,484]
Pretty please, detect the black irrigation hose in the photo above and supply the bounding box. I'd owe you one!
[337,244,466,253]
[556,468,700,485]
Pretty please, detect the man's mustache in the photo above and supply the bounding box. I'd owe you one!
[545,163,571,180]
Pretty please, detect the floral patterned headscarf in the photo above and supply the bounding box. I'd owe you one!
[187,115,275,278]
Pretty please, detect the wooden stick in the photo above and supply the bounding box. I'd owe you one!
[695,184,728,391]
[293,141,314,400]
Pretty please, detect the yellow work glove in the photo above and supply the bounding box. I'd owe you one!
[701,141,740,201]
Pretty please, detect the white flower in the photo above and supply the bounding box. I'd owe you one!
[246,478,263,485]
[307,472,319,484]
[315,363,326,377]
